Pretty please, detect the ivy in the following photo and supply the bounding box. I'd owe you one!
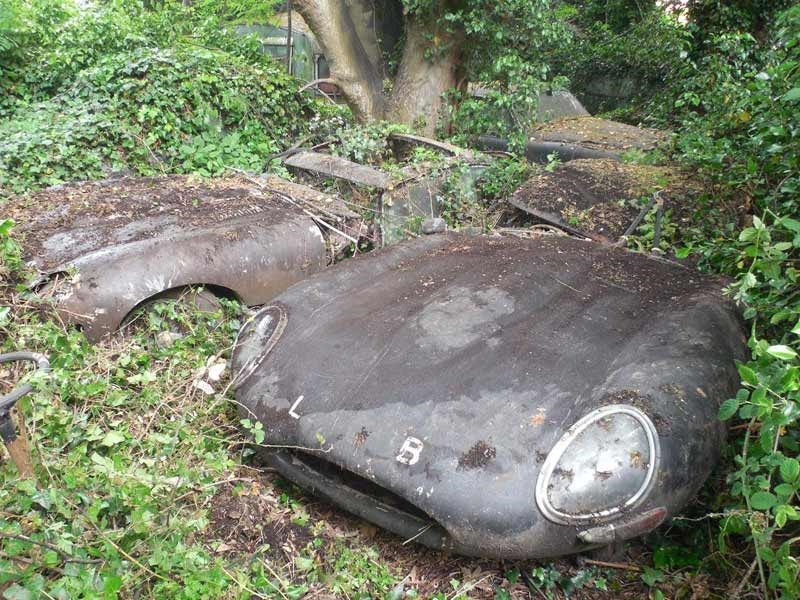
[0,1,312,195]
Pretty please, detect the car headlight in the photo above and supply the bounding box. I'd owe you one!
[232,304,287,388]
[535,405,660,525]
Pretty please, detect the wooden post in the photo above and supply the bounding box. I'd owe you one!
[1,410,34,479]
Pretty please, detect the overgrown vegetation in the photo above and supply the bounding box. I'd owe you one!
[0,1,314,196]
[662,6,800,597]
[561,2,800,597]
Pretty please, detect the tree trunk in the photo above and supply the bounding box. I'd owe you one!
[295,0,465,133]
[294,0,386,121]
[386,16,464,135]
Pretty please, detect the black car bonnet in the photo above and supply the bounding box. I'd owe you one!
[233,234,746,557]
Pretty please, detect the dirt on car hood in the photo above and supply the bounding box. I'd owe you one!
[7,175,352,272]
[509,159,704,241]
[530,117,668,153]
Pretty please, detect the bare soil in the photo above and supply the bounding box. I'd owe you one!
[202,474,314,562]
[199,468,725,599]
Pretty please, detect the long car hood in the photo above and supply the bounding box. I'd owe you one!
[233,233,746,557]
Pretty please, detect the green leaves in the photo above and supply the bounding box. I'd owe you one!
[240,418,265,444]
[738,362,759,385]
[780,457,800,483]
[782,87,800,101]
[0,5,308,194]
[100,430,125,447]
[750,491,778,510]
[767,345,798,361]
[718,397,740,420]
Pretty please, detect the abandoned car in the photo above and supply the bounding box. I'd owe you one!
[507,158,702,245]
[232,232,746,558]
[282,132,487,246]
[8,132,489,340]
[475,90,666,163]
[9,174,359,341]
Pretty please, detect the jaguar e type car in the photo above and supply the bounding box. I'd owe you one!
[8,175,357,341]
[232,233,746,558]
[475,90,666,163]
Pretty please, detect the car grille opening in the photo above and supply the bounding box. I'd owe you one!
[268,450,452,550]
[292,451,431,519]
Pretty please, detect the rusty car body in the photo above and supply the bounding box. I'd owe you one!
[475,90,667,163]
[283,132,487,246]
[9,175,355,340]
[232,232,746,558]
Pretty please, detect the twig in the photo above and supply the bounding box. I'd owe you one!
[551,276,584,294]
[0,532,102,564]
[59,494,175,585]
[220,562,273,599]
[229,169,360,245]
[581,558,641,572]
[171,476,254,503]
[733,556,759,598]
[616,191,661,246]
[258,559,291,600]
[298,78,337,93]
[402,524,432,545]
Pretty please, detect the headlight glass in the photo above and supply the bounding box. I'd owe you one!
[535,405,660,525]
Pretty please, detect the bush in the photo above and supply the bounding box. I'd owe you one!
[552,9,689,116]
[654,5,800,597]
[0,1,311,194]
[0,45,308,194]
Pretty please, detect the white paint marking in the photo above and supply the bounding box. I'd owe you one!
[396,437,424,466]
[289,395,304,419]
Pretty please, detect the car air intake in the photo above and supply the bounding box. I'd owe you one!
[266,450,453,551]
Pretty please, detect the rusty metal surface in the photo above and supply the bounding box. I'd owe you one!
[284,151,392,189]
[531,116,667,153]
[15,176,328,340]
[233,233,746,558]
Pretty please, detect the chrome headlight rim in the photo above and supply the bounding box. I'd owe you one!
[231,304,287,389]
[535,404,661,526]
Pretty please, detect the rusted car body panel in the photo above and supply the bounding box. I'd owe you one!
[233,233,746,558]
[280,134,488,247]
[475,91,667,164]
[284,151,392,189]
[506,159,704,245]
[14,176,328,340]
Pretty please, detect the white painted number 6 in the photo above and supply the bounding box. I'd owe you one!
[396,437,423,465]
